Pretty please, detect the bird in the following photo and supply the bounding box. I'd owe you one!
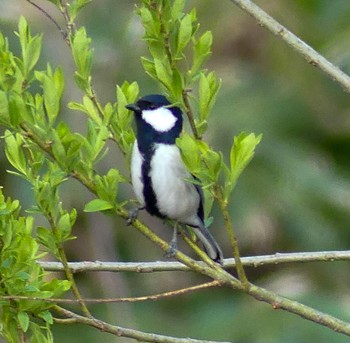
[126,94,223,264]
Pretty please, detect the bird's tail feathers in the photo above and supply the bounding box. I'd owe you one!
[191,224,223,264]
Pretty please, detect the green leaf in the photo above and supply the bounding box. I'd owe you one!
[154,58,172,91]
[17,311,30,332]
[57,213,72,241]
[68,101,86,112]
[94,168,125,204]
[176,14,193,55]
[116,86,132,129]
[139,7,160,38]
[84,121,109,163]
[225,132,262,199]
[37,226,57,254]
[176,133,201,173]
[8,92,27,127]
[18,235,39,261]
[29,322,49,343]
[69,96,102,125]
[171,69,184,100]
[141,57,156,79]
[198,73,210,118]
[53,122,84,171]
[44,279,71,297]
[70,208,77,226]
[83,95,102,124]
[74,72,90,91]
[35,66,64,126]
[192,31,212,75]
[124,81,139,101]
[49,129,66,163]
[198,72,221,128]
[68,0,92,20]
[84,199,114,212]
[171,0,185,20]
[71,27,93,90]
[146,40,165,62]
[26,35,42,75]
[4,130,27,176]
[17,16,42,78]
[204,149,223,182]
[0,91,9,123]
[38,310,53,325]
[102,102,113,124]
[230,133,262,179]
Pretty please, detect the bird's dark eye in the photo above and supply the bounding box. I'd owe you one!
[149,104,156,110]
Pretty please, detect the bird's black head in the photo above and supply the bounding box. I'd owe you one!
[126,94,171,113]
[126,94,183,146]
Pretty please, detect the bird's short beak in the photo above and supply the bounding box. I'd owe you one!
[125,103,140,112]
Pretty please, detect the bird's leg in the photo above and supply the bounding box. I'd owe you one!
[126,206,145,225]
[165,222,178,258]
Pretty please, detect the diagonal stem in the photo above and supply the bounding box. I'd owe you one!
[228,0,350,93]
[47,218,92,319]
[182,89,200,139]
[53,305,230,343]
[213,184,248,288]
[25,0,67,42]
[0,281,220,304]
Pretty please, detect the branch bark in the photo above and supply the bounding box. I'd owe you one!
[53,306,230,343]
[38,250,350,273]
[228,0,350,93]
[246,283,350,335]
[0,281,219,304]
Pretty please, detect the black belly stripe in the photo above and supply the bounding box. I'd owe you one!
[141,150,165,219]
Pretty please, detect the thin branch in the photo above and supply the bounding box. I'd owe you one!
[157,3,174,68]
[153,1,200,139]
[53,306,230,343]
[213,185,248,287]
[182,89,200,139]
[179,229,225,270]
[25,0,67,43]
[198,268,350,336]
[29,0,107,130]
[53,317,77,324]
[56,244,92,317]
[18,327,26,343]
[228,0,350,93]
[0,281,219,304]
[247,283,350,335]
[38,250,350,273]
[46,206,92,318]
[57,0,76,38]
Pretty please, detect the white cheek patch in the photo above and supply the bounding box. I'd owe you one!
[142,107,177,132]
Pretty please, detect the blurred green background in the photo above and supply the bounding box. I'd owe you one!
[1,1,350,342]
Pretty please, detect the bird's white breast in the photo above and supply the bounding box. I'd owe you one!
[141,107,177,132]
[149,143,200,226]
[130,141,145,205]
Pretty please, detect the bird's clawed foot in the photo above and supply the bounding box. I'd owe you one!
[126,206,144,225]
[165,240,177,259]
[165,223,179,259]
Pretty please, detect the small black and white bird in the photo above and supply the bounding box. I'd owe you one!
[126,94,223,264]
